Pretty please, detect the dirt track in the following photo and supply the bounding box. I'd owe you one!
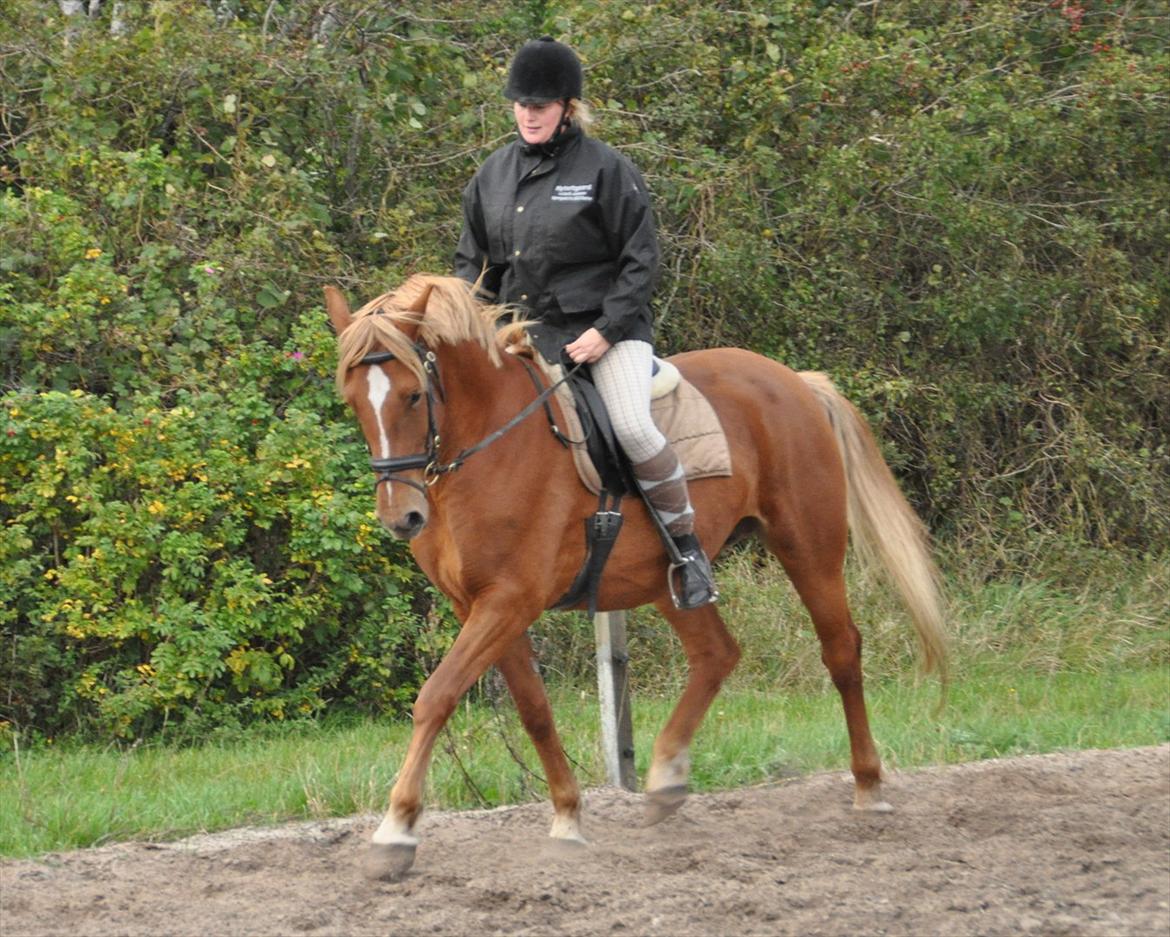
[2,745,1168,937]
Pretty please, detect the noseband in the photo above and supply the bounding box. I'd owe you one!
[351,342,582,498]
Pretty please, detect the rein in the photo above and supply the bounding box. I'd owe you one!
[352,343,582,496]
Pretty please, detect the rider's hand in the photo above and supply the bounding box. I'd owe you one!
[565,328,612,364]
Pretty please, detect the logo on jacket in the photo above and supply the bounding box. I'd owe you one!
[551,183,593,203]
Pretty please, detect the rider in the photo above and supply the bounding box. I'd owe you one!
[454,37,717,609]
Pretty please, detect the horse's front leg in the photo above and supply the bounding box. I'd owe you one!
[495,632,584,845]
[365,590,538,881]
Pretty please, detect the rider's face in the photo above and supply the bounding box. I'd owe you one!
[513,100,565,145]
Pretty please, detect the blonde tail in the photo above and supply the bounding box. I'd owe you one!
[800,372,948,679]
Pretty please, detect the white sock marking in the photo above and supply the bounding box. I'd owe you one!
[372,813,419,847]
[647,750,690,791]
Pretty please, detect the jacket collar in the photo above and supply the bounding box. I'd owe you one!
[518,122,582,159]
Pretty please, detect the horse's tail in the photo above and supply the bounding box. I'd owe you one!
[799,372,948,680]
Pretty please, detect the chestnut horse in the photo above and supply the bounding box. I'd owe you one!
[325,274,946,880]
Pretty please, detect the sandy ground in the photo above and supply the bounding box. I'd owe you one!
[2,745,1167,937]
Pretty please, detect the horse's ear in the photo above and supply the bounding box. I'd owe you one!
[407,283,434,316]
[324,285,353,334]
[397,283,433,340]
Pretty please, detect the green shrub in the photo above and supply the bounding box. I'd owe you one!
[1,0,1166,742]
[0,380,436,738]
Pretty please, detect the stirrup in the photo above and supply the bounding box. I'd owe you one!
[668,551,719,610]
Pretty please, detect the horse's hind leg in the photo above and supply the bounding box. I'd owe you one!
[775,551,890,811]
[494,632,584,844]
[644,600,741,823]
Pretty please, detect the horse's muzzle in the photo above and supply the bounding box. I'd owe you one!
[383,508,427,541]
[376,507,428,545]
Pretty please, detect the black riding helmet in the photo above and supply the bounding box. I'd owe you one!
[503,37,583,105]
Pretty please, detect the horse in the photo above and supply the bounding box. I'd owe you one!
[325,273,946,881]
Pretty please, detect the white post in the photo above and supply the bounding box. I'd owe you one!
[594,610,636,790]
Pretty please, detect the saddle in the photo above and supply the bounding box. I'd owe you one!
[539,356,732,496]
[521,350,732,613]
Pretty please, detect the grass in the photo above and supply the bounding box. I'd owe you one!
[3,667,1166,859]
[2,547,1168,859]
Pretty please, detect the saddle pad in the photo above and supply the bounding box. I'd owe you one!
[539,358,733,496]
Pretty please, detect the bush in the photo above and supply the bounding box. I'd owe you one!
[1,379,434,738]
[1,0,1166,741]
[0,133,438,740]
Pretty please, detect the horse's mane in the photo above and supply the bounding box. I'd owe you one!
[335,274,526,392]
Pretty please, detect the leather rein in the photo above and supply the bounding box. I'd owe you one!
[351,344,582,497]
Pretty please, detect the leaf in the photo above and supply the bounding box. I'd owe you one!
[257,284,289,309]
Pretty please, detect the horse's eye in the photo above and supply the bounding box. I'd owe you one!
[409,391,423,407]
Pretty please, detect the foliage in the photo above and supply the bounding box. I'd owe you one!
[558,0,1170,543]
[1,377,431,738]
[1,0,1167,741]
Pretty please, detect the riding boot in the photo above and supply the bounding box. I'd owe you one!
[633,445,718,609]
[668,533,719,610]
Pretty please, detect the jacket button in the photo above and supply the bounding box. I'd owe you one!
[516,206,525,213]
[520,294,528,301]
[513,249,521,256]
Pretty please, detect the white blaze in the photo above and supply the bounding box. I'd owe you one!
[366,366,392,459]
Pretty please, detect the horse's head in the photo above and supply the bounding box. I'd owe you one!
[326,284,435,540]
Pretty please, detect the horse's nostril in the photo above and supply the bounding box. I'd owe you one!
[384,510,427,541]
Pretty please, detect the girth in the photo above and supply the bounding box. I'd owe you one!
[547,364,631,614]
[547,361,687,614]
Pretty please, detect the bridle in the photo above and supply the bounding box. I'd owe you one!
[351,342,582,497]
[354,347,444,496]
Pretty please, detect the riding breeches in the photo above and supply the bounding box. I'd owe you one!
[592,340,695,536]
[590,340,663,462]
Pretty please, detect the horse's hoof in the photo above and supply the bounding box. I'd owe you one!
[362,842,417,881]
[545,835,588,859]
[645,785,688,825]
[548,812,586,845]
[853,786,894,813]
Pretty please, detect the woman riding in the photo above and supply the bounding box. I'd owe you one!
[453,36,716,609]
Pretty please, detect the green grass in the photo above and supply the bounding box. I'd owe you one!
[2,547,1167,859]
[3,666,1166,859]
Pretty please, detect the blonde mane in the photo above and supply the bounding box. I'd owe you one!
[335,275,519,392]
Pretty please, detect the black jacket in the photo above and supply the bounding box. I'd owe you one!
[454,126,660,361]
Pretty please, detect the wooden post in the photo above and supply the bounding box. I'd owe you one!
[594,610,636,790]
